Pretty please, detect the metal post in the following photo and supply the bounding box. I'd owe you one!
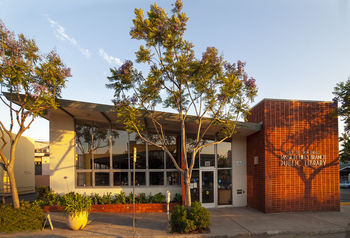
[133,147,136,233]
[166,190,171,221]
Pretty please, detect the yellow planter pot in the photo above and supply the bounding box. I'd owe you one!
[67,211,89,230]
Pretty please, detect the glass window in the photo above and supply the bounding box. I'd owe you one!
[77,172,92,187]
[218,169,232,205]
[167,171,180,185]
[165,136,177,169]
[129,133,146,169]
[95,172,110,186]
[93,124,110,169]
[76,122,94,169]
[186,138,199,168]
[200,141,215,167]
[130,172,146,186]
[190,170,199,202]
[113,172,128,186]
[112,130,129,169]
[217,142,232,168]
[150,172,164,185]
[149,145,164,169]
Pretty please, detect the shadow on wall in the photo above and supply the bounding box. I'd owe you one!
[0,134,35,195]
[264,101,339,209]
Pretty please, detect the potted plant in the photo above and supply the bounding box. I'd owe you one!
[62,192,92,230]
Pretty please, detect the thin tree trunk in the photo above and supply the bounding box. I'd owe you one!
[7,166,20,208]
[184,172,191,207]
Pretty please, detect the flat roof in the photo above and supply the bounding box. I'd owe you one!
[4,93,261,138]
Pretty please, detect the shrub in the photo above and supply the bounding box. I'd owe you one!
[136,193,148,203]
[151,192,166,203]
[112,192,127,204]
[170,202,210,234]
[62,192,91,215]
[0,201,45,233]
[36,186,51,200]
[170,205,195,233]
[188,201,210,231]
[172,193,182,203]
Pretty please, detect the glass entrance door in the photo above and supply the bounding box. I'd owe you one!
[201,170,215,206]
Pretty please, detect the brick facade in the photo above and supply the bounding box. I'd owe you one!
[247,99,340,213]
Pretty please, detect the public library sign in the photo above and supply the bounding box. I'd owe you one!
[279,151,326,167]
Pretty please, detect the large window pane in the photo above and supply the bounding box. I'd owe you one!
[217,142,232,168]
[112,130,129,169]
[113,172,128,186]
[150,172,164,185]
[93,124,110,169]
[76,122,93,169]
[200,141,215,167]
[129,133,146,169]
[190,170,199,202]
[218,169,232,205]
[186,138,199,168]
[76,121,110,169]
[77,172,92,187]
[130,172,146,186]
[167,171,180,185]
[149,146,164,169]
[165,136,177,169]
[95,172,110,186]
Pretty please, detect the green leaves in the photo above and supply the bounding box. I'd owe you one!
[0,20,70,117]
[106,0,257,172]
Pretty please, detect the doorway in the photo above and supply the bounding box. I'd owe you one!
[200,169,215,207]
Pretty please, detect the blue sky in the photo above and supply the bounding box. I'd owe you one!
[0,0,349,141]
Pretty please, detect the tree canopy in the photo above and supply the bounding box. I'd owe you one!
[333,78,350,162]
[106,0,257,206]
[0,20,71,208]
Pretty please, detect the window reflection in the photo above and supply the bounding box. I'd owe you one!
[200,141,215,167]
[217,142,232,168]
[111,130,129,169]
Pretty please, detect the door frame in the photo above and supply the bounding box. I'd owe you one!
[199,167,216,208]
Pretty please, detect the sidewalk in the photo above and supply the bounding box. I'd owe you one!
[1,205,350,238]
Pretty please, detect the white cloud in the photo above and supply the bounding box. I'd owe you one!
[47,17,90,58]
[98,48,122,66]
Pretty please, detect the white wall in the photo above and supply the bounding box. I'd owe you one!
[0,133,35,195]
[231,136,247,207]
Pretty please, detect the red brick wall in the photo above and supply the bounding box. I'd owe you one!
[247,99,339,213]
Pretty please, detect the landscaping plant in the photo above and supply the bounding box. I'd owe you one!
[170,201,210,233]
[0,201,45,233]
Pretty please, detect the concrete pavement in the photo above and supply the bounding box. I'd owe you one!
[1,205,350,237]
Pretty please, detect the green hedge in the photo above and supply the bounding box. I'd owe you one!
[0,201,45,233]
[170,201,210,233]
[35,190,180,206]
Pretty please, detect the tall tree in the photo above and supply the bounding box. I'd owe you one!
[106,0,257,206]
[333,79,350,163]
[0,20,71,208]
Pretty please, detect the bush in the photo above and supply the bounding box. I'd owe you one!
[62,192,92,215]
[112,191,127,204]
[172,193,182,203]
[149,193,166,203]
[188,202,210,231]
[170,202,210,234]
[0,201,45,233]
[36,186,51,200]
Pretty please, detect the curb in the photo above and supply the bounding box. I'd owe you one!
[341,202,350,205]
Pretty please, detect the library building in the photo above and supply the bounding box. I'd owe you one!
[25,96,340,213]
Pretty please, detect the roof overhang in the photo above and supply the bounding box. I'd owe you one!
[4,93,262,139]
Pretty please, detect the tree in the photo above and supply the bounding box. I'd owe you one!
[0,20,71,208]
[106,0,257,206]
[333,78,350,163]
